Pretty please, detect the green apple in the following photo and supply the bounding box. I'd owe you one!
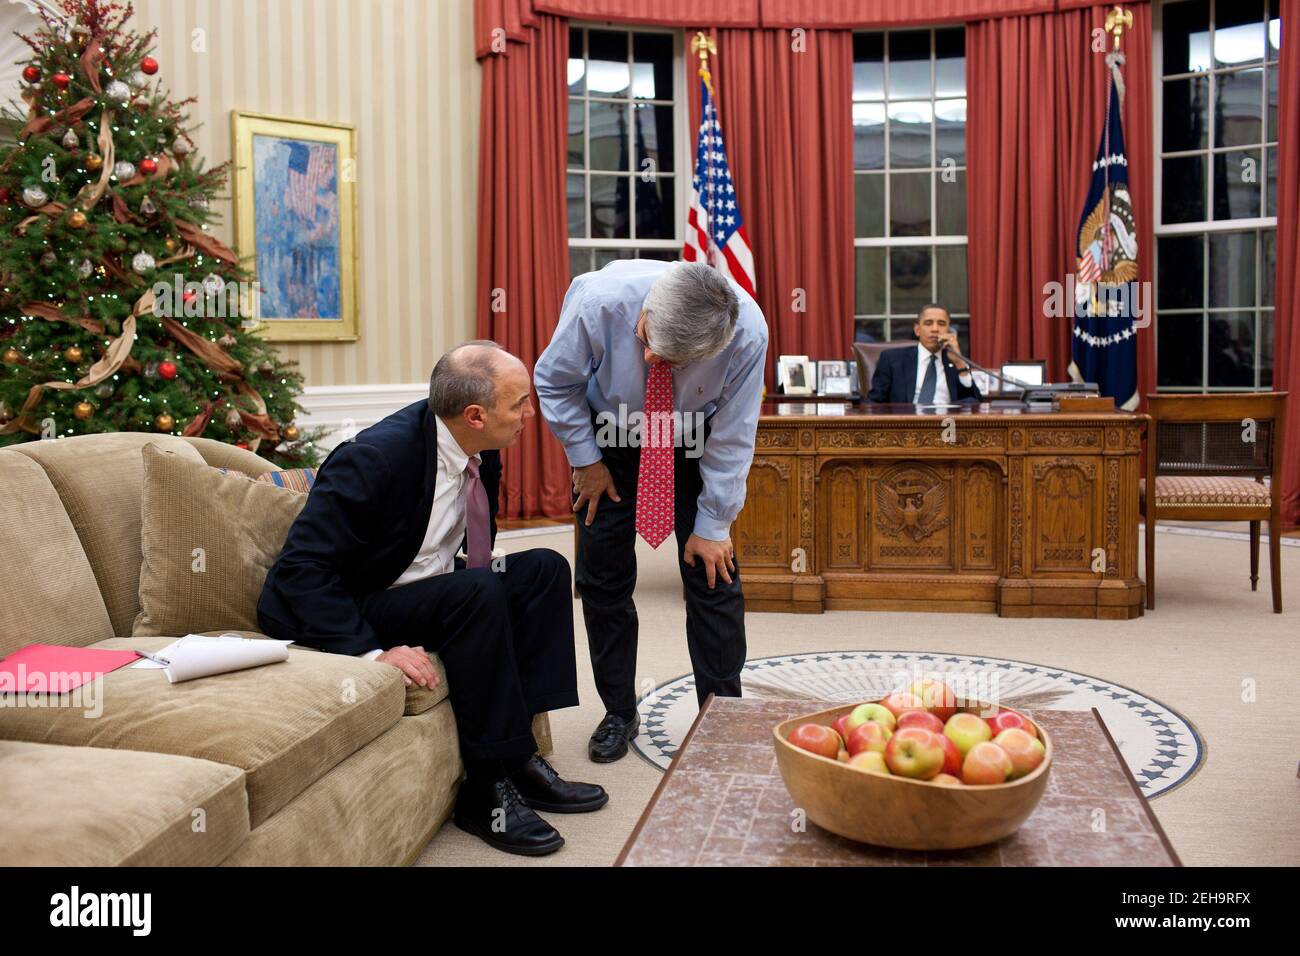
[846,701,897,734]
[943,712,992,757]
[847,751,890,775]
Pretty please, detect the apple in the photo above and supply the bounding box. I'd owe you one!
[930,773,963,787]
[832,714,853,745]
[897,710,945,735]
[847,751,890,775]
[837,749,850,763]
[943,712,992,757]
[845,702,897,735]
[880,691,926,719]
[993,728,1046,779]
[939,733,963,776]
[846,720,892,756]
[788,723,841,759]
[883,727,946,780]
[962,741,1013,785]
[908,678,958,721]
[986,709,1038,740]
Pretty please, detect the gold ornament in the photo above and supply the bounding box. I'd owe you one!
[85,153,103,171]
[2,348,23,364]
[74,401,94,421]
[64,345,84,363]
[283,425,300,442]
[68,210,87,229]
[224,408,243,431]
[155,413,175,432]
[165,238,177,252]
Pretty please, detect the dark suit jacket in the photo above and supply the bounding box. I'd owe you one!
[866,345,982,404]
[257,400,501,656]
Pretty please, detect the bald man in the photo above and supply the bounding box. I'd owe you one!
[259,341,606,858]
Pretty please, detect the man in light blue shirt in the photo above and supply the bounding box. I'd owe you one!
[535,259,768,762]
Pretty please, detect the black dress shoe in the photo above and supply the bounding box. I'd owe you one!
[510,755,609,813]
[453,777,565,857]
[588,712,640,763]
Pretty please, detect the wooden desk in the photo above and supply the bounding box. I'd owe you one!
[732,403,1146,619]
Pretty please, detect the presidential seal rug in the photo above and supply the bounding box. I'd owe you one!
[632,650,1203,799]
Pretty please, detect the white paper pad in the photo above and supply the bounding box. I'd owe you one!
[132,634,293,684]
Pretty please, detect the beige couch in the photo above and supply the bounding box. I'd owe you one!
[0,432,550,866]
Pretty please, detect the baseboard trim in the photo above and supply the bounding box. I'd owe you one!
[297,383,426,448]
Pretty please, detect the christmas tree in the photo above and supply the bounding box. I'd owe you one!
[0,0,319,466]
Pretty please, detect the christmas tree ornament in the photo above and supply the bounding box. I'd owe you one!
[128,70,149,89]
[74,401,94,421]
[202,273,224,296]
[139,196,156,216]
[52,72,71,90]
[224,408,243,431]
[22,185,48,207]
[158,360,177,380]
[68,210,87,228]
[113,160,136,180]
[61,128,79,149]
[85,153,103,171]
[140,156,158,175]
[40,251,57,268]
[95,383,113,398]
[171,137,191,157]
[22,65,40,84]
[235,442,250,450]
[133,98,150,113]
[141,56,159,75]
[3,348,23,364]
[132,251,156,274]
[164,237,177,252]
[105,79,131,104]
[218,333,237,349]
[258,361,275,375]
[188,195,209,211]
[78,259,94,278]
[0,401,11,425]
[0,187,11,203]
[181,288,197,306]
[64,345,84,363]
[154,413,174,431]
[283,425,300,442]
[144,361,159,379]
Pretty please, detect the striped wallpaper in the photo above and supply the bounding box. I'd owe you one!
[131,0,481,387]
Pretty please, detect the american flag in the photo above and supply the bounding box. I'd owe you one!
[286,141,332,221]
[682,76,755,297]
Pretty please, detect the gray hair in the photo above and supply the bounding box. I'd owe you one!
[428,340,505,418]
[641,262,740,365]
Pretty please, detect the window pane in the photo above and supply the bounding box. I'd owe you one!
[890,318,919,340]
[936,169,966,235]
[936,245,967,314]
[1259,309,1274,385]
[1261,229,1276,307]
[1266,64,1278,141]
[888,31,931,99]
[853,34,884,101]
[594,247,635,270]
[1208,231,1256,307]
[855,173,885,238]
[567,174,586,238]
[634,176,675,240]
[568,28,585,95]
[935,97,966,165]
[568,247,592,280]
[589,175,629,239]
[568,99,584,167]
[889,101,932,168]
[634,103,673,173]
[935,28,965,98]
[1268,1,1282,59]
[637,248,677,261]
[1208,313,1257,386]
[1157,235,1204,308]
[1216,68,1263,147]
[855,246,886,315]
[949,319,970,356]
[890,171,931,236]
[1213,148,1262,219]
[891,246,933,314]
[1163,0,1211,74]
[587,31,629,97]
[1214,0,1265,68]
[853,102,886,170]
[1266,146,1277,217]
[1162,155,1207,223]
[632,33,673,100]
[589,101,628,171]
[1162,76,1209,151]
[1157,313,1204,387]
[855,319,887,342]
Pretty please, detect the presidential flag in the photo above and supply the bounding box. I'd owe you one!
[682,70,756,297]
[1069,67,1140,411]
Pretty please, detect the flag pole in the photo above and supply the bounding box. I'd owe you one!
[691,31,717,95]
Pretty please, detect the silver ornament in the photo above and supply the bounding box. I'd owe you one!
[128,70,149,90]
[95,383,113,398]
[140,196,157,216]
[224,408,243,431]
[22,185,48,208]
[105,80,131,105]
[187,195,209,211]
[40,251,57,268]
[202,273,224,297]
[62,128,79,149]
[171,137,191,157]
[79,259,93,278]
[132,251,156,274]
[113,161,136,181]
[218,333,237,349]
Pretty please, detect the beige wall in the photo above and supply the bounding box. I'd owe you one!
[132,0,480,387]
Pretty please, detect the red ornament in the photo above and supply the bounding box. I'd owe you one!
[181,290,197,304]
[159,360,178,380]
[140,157,158,175]
[0,188,10,204]
[235,442,250,450]
[140,56,159,75]
[52,72,71,90]
[22,65,40,84]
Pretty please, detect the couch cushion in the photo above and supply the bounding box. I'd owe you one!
[0,739,249,866]
[0,451,115,657]
[182,436,281,479]
[133,443,308,637]
[256,468,318,493]
[11,433,207,637]
[0,636,405,828]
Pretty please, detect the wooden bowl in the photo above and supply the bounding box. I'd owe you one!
[773,701,1052,851]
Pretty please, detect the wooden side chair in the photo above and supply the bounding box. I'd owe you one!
[1142,392,1287,613]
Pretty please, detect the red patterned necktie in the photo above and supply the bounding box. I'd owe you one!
[463,457,492,569]
[635,362,674,548]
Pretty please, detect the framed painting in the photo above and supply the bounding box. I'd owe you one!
[231,110,358,342]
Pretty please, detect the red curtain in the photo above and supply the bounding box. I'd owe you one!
[1275,0,1299,527]
[967,3,1155,395]
[475,6,574,519]
[687,28,856,391]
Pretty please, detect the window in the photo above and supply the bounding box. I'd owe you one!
[566,26,687,280]
[853,28,969,350]
[1155,0,1280,389]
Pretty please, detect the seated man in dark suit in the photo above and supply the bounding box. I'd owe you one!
[867,303,982,405]
[258,341,606,857]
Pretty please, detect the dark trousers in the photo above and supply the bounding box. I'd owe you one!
[575,431,746,713]
[358,548,579,763]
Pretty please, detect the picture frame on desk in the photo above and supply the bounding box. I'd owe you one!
[820,375,852,397]
[778,355,815,395]
[817,360,848,385]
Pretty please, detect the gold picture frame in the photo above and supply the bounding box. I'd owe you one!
[231,110,359,342]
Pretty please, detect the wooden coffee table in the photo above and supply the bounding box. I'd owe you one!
[616,696,1181,866]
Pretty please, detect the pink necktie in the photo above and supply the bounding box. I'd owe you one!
[636,362,674,548]
[464,457,492,569]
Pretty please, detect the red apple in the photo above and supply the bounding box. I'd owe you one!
[943,712,992,757]
[845,701,897,735]
[986,709,1038,740]
[897,710,945,735]
[993,728,1046,779]
[930,773,963,787]
[788,723,840,760]
[939,733,963,776]
[847,751,890,775]
[883,727,945,780]
[846,720,892,756]
[962,741,1013,785]
[832,714,853,745]
[880,691,927,719]
[908,678,958,721]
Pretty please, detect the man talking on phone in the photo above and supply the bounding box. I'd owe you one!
[867,303,981,405]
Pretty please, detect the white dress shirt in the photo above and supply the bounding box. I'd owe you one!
[912,342,973,404]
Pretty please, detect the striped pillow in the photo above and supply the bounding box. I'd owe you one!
[256,468,318,493]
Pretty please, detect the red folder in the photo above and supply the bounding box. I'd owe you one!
[0,644,141,694]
